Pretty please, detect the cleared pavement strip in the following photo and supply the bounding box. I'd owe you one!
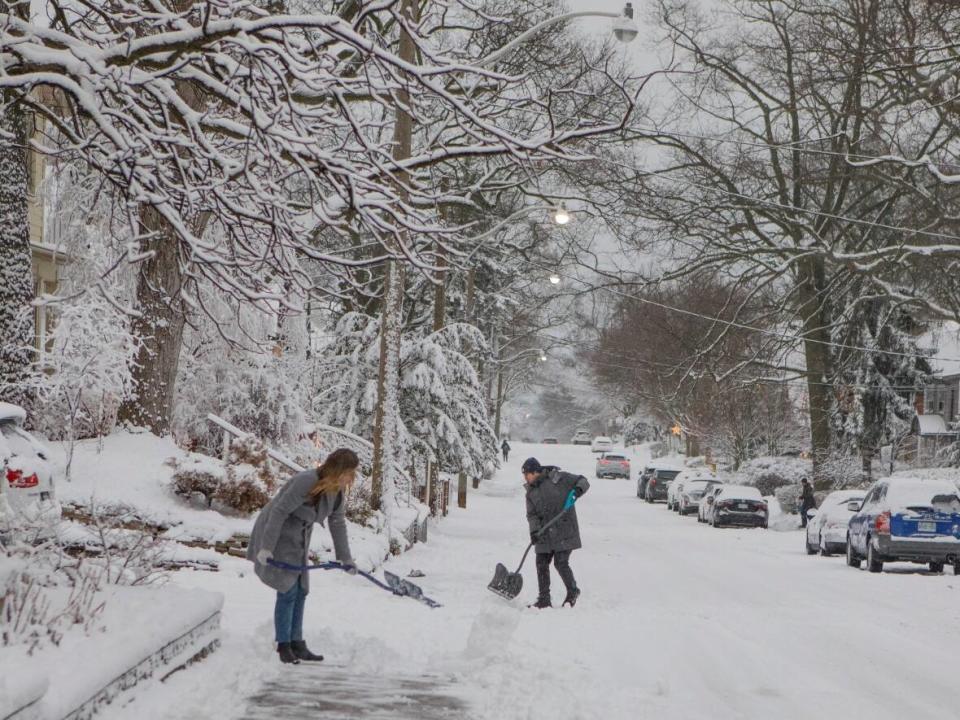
[240,665,468,719]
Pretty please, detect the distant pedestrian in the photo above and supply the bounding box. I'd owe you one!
[501,439,511,462]
[522,457,589,609]
[798,477,816,528]
[247,448,359,665]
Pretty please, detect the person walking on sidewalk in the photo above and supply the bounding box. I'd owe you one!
[247,448,359,665]
[522,457,589,609]
[798,477,816,528]
[501,438,511,462]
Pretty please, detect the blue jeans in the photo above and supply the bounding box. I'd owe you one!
[274,580,306,644]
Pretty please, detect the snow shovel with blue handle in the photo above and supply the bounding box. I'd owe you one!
[487,490,577,600]
[268,559,442,608]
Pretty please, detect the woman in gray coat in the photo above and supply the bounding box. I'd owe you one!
[247,448,358,664]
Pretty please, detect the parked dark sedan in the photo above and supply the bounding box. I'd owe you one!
[645,468,681,504]
[637,464,682,499]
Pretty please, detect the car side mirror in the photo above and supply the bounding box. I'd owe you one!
[707,497,714,504]
[847,501,862,512]
[806,509,817,519]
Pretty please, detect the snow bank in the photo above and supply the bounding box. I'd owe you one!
[0,586,222,720]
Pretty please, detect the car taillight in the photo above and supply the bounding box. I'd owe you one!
[875,511,891,534]
[650,479,656,486]
[716,500,732,509]
[6,468,39,488]
[600,460,608,465]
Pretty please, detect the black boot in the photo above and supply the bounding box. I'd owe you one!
[290,640,324,662]
[562,587,581,607]
[277,642,301,664]
[528,595,552,609]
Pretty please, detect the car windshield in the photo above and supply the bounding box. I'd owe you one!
[604,455,626,461]
[0,422,35,457]
[686,480,714,492]
[656,470,680,481]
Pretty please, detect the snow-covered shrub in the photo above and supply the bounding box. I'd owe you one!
[1,541,106,653]
[170,462,223,508]
[168,437,279,515]
[936,441,960,469]
[736,456,812,496]
[820,452,866,489]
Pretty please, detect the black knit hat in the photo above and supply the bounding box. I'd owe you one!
[521,457,542,474]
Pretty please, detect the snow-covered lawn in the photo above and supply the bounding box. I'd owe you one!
[63,442,960,718]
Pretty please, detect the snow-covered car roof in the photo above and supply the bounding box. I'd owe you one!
[717,485,763,501]
[883,479,960,507]
[0,403,26,424]
[822,489,866,506]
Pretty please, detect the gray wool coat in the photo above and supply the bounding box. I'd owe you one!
[526,467,590,553]
[247,470,354,594]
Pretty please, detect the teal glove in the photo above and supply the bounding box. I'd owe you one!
[563,489,577,511]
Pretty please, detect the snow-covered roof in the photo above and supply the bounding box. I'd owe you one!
[916,414,950,435]
[0,403,26,424]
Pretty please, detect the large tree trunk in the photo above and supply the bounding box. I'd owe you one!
[0,99,35,411]
[796,256,834,486]
[117,206,185,434]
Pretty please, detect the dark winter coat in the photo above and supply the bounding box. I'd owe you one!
[799,484,816,512]
[526,466,590,553]
[501,440,511,451]
[246,470,354,594]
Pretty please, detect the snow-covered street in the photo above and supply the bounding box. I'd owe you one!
[97,441,960,720]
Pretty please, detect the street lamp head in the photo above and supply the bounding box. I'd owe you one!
[612,3,639,43]
[553,202,571,225]
[549,274,561,285]
[539,351,548,362]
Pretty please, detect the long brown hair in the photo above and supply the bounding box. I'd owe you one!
[307,448,360,501]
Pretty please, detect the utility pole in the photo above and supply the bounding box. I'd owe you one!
[427,242,447,515]
[370,0,416,511]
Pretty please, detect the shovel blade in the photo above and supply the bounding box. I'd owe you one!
[487,562,523,600]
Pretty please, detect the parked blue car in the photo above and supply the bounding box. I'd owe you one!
[846,478,960,574]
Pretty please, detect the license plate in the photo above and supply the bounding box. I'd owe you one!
[918,521,937,533]
[737,503,748,510]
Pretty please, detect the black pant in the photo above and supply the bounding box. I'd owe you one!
[502,450,509,461]
[535,550,576,600]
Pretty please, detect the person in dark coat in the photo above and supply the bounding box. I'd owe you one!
[522,457,589,609]
[798,477,816,528]
[247,448,358,664]
[501,439,511,462]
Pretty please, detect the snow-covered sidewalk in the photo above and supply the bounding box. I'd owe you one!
[94,442,960,719]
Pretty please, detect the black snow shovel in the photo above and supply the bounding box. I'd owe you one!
[487,491,576,600]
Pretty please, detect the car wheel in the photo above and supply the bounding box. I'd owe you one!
[846,537,861,568]
[819,535,831,557]
[929,561,945,574]
[866,539,883,573]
